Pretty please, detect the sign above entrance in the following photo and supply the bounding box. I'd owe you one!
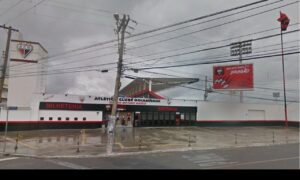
[17,43,33,58]
[158,107,178,112]
[94,97,161,105]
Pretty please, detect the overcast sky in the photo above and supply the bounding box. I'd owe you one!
[0,0,299,103]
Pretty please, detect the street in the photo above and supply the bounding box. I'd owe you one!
[0,127,298,157]
[0,143,298,169]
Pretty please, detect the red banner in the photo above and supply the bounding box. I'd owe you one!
[213,64,253,90]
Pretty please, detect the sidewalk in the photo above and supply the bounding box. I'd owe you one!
[0,127,299,158]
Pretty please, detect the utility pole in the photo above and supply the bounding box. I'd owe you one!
[0,25,19,103]
[108,14,130,133]
[238,42,243,103]
[204,76,208,101]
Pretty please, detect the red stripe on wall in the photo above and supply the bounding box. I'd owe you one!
[196,120,289,122]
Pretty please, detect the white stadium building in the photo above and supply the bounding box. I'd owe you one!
[0,39,299,131]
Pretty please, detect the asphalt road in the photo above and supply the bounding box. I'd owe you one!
[0,143,299,169]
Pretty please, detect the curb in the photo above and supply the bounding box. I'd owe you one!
[1,142,297,159]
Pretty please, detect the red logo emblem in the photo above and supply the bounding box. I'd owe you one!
[17,43,33,58]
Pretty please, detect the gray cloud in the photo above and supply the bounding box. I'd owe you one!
[0,0,298,102]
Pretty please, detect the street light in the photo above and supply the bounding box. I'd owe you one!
[124,75,136,80]
[230,39,252,103]
[230,40,252,57]
[113,14,119,21]
[101,69,109,73]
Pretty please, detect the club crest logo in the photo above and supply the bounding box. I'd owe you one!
[215,68,224,76]
[17,43,33,58]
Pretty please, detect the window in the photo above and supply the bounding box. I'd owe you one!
[153,112,159,120]
[74,117,78,121]
[159,112,164,120]
[58,117,62,121]
[185,113,190,121]
[164,112,169,120]
[141,112,147,121]
[147,112,153,121]
[191,113,196,121]
[83,117,87,121]
[170,112,176,120]
[40,117,44,121]
[49,117,53,121]
[66,117,70,121]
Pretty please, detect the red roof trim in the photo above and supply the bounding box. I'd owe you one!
[128,89,165,99]
[128,89,148,98]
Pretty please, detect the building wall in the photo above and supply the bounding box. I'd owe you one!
[196,101,299,122]
[0,108,31,121]
[8,110,31,121]
[1,93,298,124]
[7,40,47,108]
[38,110,102,122]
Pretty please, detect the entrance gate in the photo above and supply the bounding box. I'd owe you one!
[104,105,197,127]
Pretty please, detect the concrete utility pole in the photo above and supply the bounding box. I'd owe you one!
[204,76,213,101]
[204,76,208,101]
[0,25,19,103]
[238,42,243,103]
[108,14,130,133]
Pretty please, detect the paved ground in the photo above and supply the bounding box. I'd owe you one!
[0,127,298,157]
[0,143,299,169]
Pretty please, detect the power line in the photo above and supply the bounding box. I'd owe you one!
[6,0,298,76]
[123,73,299,103]
[125,29,300,68]
[8,61,118,77]
[11,23,299,73]
[124,0,269,40]
[56,0,244,57]
[41,1,113,19]
[123,1,299,53]
[48,0,114,15]
[6,51,299,80]
[9,41,299,76]
[7,45,299,79]
[138,70,299,94]
[6,67,116,79]
[9,50,118,74]
[8,40,118,70]
[0,0,24,18]
[179,85,299,103]
[140,45,299,68]
[4,0,47,24]
[9,34,299,76]
[124,0,283,44]
[11,23,295,72]
[135,51,299,70]
[5,0,271,70]
[123,23,300,62]
[8,33,298,81]
[163,67,300,91]
[32,12,114,28]
[7,43,298,79]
